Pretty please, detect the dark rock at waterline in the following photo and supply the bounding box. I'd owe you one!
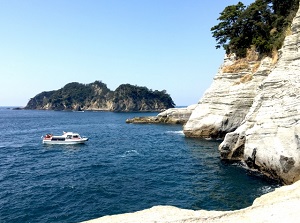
[126,105,196,124]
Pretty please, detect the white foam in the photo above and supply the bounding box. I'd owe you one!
[166,130,184,136]
[260,185,274,194]
[120,150,140,158]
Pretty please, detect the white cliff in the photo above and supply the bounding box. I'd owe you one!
[82,179,300,223]
[219,5,300,184]
[183,53,274,138]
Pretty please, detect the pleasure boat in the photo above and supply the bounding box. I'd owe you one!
[42,132,89,144]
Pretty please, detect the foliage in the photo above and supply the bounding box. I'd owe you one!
[114,84,175,108]
[211,2,246,54]
[25,81,175,111]
[211,0,300,58]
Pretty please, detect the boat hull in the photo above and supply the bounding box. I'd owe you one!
[42,132,88,144]
[42,138,89,144]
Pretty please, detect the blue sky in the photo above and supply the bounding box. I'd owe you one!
[0,0,254,106]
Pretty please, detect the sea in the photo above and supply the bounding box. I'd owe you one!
[0,107,280,223]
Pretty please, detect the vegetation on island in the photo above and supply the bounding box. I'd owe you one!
[211,0,300,58]
[113,84,175,111]
[25,81,175,112]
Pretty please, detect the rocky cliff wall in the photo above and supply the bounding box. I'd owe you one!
[219,5,300,185]
[183,54,274,138]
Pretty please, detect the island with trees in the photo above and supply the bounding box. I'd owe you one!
[24,81,175,112]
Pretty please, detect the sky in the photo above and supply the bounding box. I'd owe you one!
[0,0,254,106]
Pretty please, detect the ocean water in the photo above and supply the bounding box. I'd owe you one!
[0,108,279,223]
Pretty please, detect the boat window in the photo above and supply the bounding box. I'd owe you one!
[52,137,65,141]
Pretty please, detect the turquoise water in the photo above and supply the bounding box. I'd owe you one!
[0,108,279,223]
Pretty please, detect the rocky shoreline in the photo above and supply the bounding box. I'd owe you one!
[126,105,196,124]
[82,180,300,223]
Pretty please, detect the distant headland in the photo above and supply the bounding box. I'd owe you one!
[24,81,175,112]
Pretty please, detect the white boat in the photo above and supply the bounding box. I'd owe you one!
[42,132,89,144]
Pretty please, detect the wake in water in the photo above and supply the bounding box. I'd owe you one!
[120,150,140,158]
[165,130,184,136]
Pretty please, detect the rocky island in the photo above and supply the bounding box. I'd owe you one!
[25,81,175,112]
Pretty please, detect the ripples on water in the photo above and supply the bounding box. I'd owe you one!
[0,108,279,223]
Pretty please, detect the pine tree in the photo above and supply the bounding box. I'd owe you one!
[211,0,299,58]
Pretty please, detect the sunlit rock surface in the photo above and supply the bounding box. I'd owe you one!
[183,55,273,138]
[82,180,300,223]
[126,105,196,124]
[219,4,300,184]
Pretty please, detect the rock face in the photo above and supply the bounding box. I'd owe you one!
[25,82,175,112]
[126,105,196,124]
[183,54,273,138]
[81,179,300,223]
[219,7,300,184]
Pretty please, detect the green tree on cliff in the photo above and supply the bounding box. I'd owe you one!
[211,2,246,54]
[211,0,300,58]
